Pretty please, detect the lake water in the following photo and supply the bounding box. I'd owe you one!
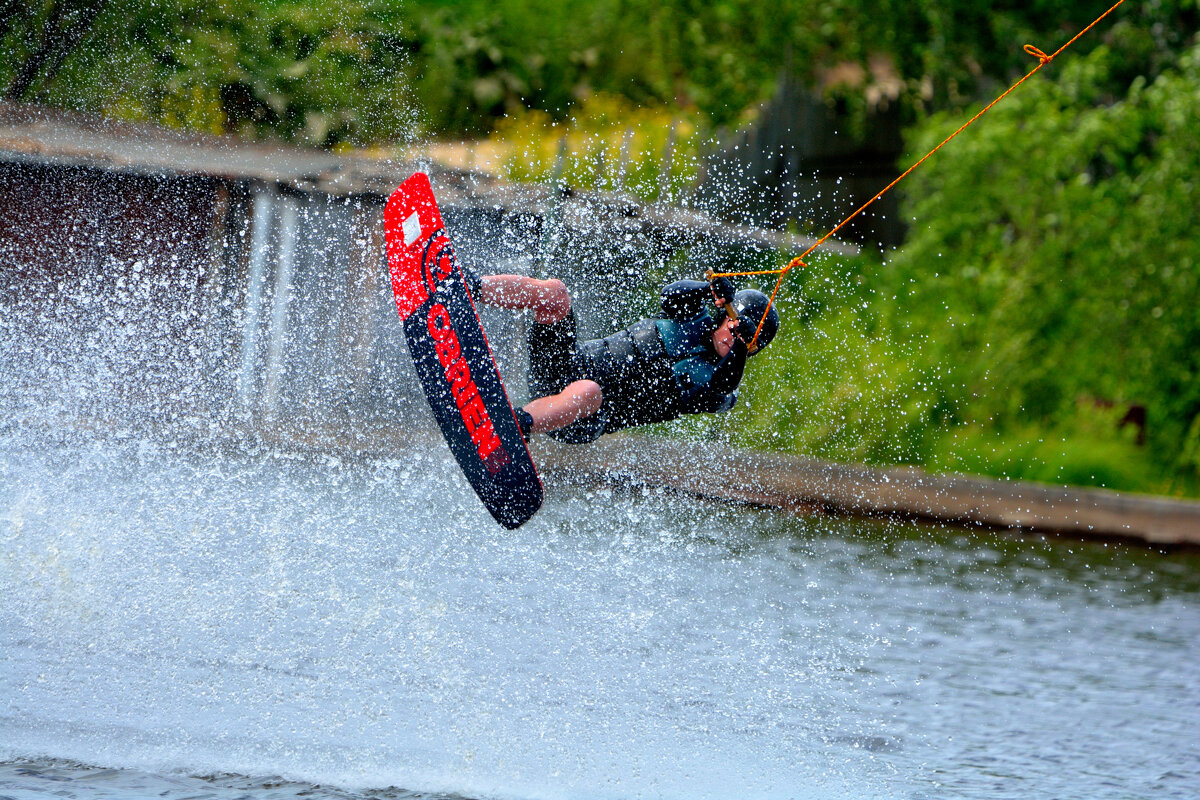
[1,435,1198,800]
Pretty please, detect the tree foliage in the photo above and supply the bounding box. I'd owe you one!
[0,0,415,145]
[2,0,1196,142]
[729,41,1200,494]
[402,0,1197,135]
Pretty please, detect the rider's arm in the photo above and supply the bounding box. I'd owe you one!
[660,280,709,320]
[677,339,747,413]
[660,277,734,320]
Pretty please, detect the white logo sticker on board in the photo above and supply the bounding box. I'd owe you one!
[402,212,421,246]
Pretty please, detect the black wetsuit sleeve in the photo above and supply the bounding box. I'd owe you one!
[660,280,713,321]
[678,340,747,413]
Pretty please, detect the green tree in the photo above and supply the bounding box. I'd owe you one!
[730,40,1200,494]
[3,0,1196,143]
[1,0,415,145]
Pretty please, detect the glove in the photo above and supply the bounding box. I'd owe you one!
[709,276,736,306]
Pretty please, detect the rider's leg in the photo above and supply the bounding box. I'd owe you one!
[522,379,603,434]
[479,275,571,324]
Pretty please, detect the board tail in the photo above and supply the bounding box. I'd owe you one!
[384,173,543,529]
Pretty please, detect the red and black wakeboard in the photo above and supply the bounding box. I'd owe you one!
[383,172,543,529]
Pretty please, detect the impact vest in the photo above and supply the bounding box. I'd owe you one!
[577,313,725,433]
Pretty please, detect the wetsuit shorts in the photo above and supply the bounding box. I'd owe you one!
[525,312,607,444]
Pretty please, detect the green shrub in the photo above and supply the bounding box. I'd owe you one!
[891,42,1200,487]
[724,42,1200,496]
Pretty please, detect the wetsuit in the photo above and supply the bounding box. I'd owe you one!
[527,280,748,444]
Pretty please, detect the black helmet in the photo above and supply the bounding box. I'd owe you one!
[729,289,780,354]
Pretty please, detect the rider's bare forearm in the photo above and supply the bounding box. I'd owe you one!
[479,275,571,324]
[523,379,602,433]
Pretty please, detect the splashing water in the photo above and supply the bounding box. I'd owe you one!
[2,421,1199,799]
[0,431,886,799]
[0,158,1197,800]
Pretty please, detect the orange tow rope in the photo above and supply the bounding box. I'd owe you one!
[713,0,1128,351]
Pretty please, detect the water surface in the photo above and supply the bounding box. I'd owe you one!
[1,436,1197,800]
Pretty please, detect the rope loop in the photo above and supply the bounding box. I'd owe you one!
[1024,44,1052,64]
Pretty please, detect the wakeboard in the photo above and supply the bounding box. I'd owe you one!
[383,172,543,529]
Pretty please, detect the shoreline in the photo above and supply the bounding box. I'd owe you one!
[44,416,1193,549]
[532,434,1200,549]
